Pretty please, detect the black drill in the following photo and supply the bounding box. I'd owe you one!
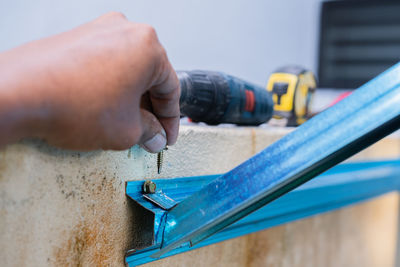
[178,70,274,126]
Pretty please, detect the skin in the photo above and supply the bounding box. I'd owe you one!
[0,12,180,153]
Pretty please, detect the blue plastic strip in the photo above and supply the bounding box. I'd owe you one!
[126,160,400,266]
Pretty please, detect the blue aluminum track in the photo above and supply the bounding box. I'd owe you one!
[126,160,400,266]
[125,62,400,265]
[154,62,400,257]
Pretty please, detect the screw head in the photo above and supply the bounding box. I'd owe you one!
[143,180,157,194]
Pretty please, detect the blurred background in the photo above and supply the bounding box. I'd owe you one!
[1,0,399,89]
[0,0,320,87]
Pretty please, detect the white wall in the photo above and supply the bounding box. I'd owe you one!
[0,0,322,86]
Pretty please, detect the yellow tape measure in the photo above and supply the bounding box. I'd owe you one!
[266,66,317,126]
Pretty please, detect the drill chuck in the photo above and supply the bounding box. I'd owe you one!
[178,70,274,126]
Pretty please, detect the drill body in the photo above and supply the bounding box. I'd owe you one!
[178,70,274,126]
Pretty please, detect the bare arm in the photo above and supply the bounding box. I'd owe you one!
[0,12,180,152]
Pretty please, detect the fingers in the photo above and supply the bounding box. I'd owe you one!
[149,56,180,146]
[138,108,167,153]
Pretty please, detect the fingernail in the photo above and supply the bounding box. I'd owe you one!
[142,132,167,153]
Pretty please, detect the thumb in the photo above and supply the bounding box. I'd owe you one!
[138,108,167,153]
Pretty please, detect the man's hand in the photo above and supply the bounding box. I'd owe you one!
[0,12,180,152]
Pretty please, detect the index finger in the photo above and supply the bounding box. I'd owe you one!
[149,57,180,146]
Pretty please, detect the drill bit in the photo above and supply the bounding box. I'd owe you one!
[157,146,168,174]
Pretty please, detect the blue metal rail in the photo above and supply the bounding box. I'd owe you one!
[126,62,400,266]
[126,160,400,266]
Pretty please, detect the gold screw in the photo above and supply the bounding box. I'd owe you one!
[157,146,168,174]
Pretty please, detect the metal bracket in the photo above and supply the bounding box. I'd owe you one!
[143,192,177,210]
[126,160,400,266]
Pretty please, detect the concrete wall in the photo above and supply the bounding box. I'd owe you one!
[0,125,400,266]
[0,0,321,85]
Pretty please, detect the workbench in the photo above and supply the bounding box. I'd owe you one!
[0,125,399,266]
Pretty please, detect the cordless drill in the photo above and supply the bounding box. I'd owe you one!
[158,69,314,174]
[178,70,274,126]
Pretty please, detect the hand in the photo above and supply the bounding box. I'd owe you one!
[0,12,180,152]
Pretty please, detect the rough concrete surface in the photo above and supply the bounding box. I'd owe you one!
[0,125,399,266]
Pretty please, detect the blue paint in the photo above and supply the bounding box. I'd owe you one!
[126,160,400,266]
